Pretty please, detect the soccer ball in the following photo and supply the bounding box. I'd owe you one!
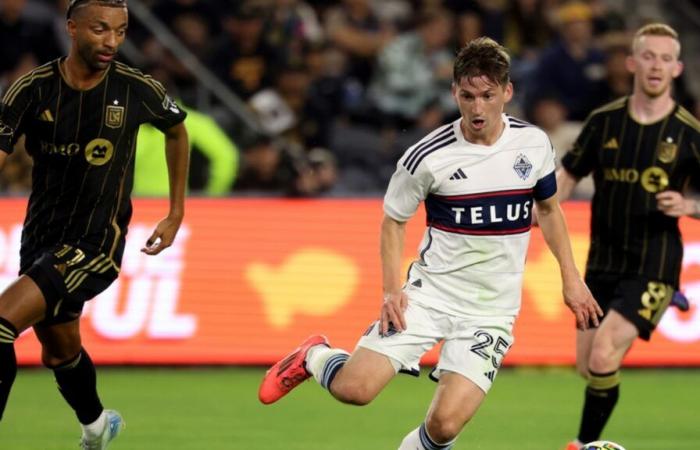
[582,441,626,450]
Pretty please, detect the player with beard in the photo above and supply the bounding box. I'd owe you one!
[556,23,700,449]
[0,1,189,448]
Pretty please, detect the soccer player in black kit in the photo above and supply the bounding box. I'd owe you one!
[555,24,700,449]
[0,1,189,448]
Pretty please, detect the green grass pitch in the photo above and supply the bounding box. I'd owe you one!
[1,367,697,449]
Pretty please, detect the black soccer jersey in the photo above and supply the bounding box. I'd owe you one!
[562,97,700,285]
[0,58,186,272]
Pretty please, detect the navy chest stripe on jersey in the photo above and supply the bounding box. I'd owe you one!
[426,189,534,235]
[403,125,456,174]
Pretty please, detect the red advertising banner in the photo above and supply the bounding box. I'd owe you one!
[1,198,698,366]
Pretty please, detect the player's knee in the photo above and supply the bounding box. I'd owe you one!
[588,343,618,372]
[425,413,464,443]
[41,345,81,368]
[575,361,589,379]
[329,377,377,405]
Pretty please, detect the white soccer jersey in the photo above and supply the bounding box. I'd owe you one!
[384,114,557,317]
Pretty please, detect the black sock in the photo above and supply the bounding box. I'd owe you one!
[577,369,620,443]
[53,348,103,424]
[0,317,19,421]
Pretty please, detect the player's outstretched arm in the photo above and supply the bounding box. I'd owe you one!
[141,122,190,255]
[536,195,603,330]
[380,214,408,335]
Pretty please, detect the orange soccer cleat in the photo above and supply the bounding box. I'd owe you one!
[258,335,329,404]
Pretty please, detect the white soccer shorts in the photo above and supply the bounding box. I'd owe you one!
[357,298,515,393]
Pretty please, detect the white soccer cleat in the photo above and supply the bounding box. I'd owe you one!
[79,410,125,450]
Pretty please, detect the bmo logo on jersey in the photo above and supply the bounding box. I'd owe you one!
[425,189,533,235]
[38,138,115,166]
[85,138,114,166]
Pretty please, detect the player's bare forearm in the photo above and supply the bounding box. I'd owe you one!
[0,149,7,171]
[555,168,578,204]
[380,214,408,333]
[536,195,602,329]
[141,123,189,256]
[381,215,405,294]
[536,196,577,277]
[164,122,189,220]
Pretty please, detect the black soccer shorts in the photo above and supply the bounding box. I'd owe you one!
[585,271,676,340]
[24,244,119,325]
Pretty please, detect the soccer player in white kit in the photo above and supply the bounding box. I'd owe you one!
[259,37,603,450]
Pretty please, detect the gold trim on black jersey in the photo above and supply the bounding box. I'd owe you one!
[590,97,627,117]
[114,61,166,99]
[578,98,699,284]
[52,76,63,141]
[2,63,54,106]
[675,107,700,133]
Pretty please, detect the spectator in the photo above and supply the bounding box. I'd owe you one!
[443,0,508,43]
[151,0,220,35]
[304,44,355,147]
[264,0,324,68]
[503,0,553,57]
[367,8,455,126]
[599,38,632,101]
[0,0,62,89]
[234,137,335,196]
[209,1,276,99]
[323,0,396,89]
[142,9,215,106]
[454,9,482,48]
[529,1,608,121]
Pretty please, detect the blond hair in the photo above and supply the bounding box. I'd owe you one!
[632,23,681,56]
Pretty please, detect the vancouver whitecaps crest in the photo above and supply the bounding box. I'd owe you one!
[513,154,532,180]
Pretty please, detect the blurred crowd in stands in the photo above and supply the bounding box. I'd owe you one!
[1,0,699,197]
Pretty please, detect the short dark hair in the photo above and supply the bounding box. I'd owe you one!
[453,37,511,86]
[66,0,127,19]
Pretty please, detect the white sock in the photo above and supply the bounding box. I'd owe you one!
[81,410,106,437]
[398,424,456,450]
[398,427,424,450]
[305,345,349,389]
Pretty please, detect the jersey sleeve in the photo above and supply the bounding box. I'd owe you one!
[383,155,434,221]
[0,76,36,154]
[561,114,599,178]
[688,131,700,189]
[533,133,557,200]
[136,75,187,131]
